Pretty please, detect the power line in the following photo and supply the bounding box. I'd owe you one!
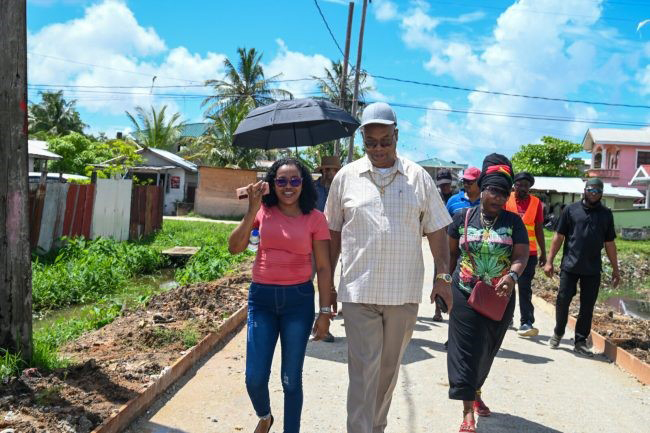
[313,0,345,58]
[28,77,319,90]
[371,73,650,109]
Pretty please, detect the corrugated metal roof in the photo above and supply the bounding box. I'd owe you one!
[417,157,467,169]
[532,176,643,199]
[28,140,61,160]
[179,123,210,138]
[583,128,650,150]
[145,147,198,173]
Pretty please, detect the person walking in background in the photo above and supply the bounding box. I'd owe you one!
[446,167,481,217]
[544,178,620,357]
[313,155,342,343]
[446,154,529,433]
[228,158,335,433]
[433,169,455,322]
[326,102,452,433]
[505,172,547,337]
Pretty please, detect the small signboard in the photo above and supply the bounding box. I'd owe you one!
[170,176,180,189]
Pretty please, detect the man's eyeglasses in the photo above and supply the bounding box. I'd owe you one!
[274,176,303,187]
[363,131,396,149]
[586,188,603,194]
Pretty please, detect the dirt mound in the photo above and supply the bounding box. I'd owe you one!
[0,260,252,432]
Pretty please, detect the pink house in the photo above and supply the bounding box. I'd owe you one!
[582,128,650,194]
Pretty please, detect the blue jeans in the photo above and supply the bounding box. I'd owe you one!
[245,281,315,433]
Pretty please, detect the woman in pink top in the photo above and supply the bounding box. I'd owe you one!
[228,158,334,433]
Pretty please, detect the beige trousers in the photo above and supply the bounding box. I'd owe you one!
[343,302,419,433]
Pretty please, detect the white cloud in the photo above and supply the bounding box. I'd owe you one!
[373,0,398,22]
[394,0,636,164]
[28,0,225,117]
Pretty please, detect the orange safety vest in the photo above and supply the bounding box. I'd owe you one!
[505,192,540,254]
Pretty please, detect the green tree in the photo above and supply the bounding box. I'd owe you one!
[202,47,292,116]
[313,60,371,115]
[126,105,185,151]
[28,90,86,136]
[181,103,265,169]
[47,133,142,177]
[511,136,583,177]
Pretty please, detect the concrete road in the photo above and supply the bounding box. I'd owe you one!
[129,240,650,433]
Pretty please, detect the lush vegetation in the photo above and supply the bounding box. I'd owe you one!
[126,105,186,151]
[511,136,584,177]
[29,90,86,136]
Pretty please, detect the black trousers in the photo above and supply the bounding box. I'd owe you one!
[517,255,538,326]
[554,270,601,344]
[448,285,516,401]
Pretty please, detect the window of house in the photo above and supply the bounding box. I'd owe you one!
[638,151,650,167]
[593,152,602,169]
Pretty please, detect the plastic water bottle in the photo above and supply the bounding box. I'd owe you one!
[248,228,260,252]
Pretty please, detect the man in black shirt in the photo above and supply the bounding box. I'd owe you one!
[543,178,620,357]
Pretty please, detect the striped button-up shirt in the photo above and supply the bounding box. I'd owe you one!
[325,155,452,305]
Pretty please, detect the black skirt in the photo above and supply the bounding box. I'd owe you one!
[447,284,516,401]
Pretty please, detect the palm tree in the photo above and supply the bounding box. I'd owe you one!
[312,60,372,116]
[183,102,265,169]
[202,47,292,116]
[125,105,185,151]
[28,90,87,136]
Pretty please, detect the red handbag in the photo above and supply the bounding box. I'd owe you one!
[463,208,510,322]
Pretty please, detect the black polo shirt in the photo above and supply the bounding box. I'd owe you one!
[556,200,616,275]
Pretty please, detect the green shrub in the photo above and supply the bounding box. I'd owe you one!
[175,246,251,285]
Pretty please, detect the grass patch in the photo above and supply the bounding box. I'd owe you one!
[185,211,243,221]
[142,220,236,250]
[0,348,26,382]
[542,229,650,257]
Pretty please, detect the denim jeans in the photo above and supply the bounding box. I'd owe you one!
[245,281,315,433]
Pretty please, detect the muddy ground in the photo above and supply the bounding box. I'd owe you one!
[533,255,650,363]
[0,260,252,433]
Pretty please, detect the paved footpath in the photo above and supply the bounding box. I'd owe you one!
[129,241,650,433]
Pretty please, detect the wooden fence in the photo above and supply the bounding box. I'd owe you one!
[28,180,163,251]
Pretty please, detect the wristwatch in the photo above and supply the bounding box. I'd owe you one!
[507,270,519,283]
[435,273,453,283]
[319,306,332,314]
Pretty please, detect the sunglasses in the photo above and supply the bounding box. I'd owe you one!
[274,176,303,187]
[363,131,396,149]
[586,188,603,194]
[484,186,508,198]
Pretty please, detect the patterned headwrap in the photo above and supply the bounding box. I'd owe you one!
[478,153,514,192]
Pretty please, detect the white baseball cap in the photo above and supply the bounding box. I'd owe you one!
[360,102,397,128]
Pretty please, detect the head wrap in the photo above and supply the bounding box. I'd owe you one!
[478,153,513,192]
[514,171,535,186]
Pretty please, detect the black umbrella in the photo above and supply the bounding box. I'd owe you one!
[233,98,360,150]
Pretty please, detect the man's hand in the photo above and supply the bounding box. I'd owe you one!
[538,252,547,268]
[430,279,452,312]
[544,262,554,278]
[611,269,621,288]
[312,314,331,341]
[495,274,515,297]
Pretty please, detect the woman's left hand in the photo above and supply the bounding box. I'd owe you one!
[495,274,515,297]
[312,314,331,341]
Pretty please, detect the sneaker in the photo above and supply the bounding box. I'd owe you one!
[549,333,561,349]
[574,341,594,357]
[321,332,335,343]
[517,323,539,337]
[473,398,491,417]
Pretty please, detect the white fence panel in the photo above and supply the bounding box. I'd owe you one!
[37,183,69,251]
[91,179,132,241]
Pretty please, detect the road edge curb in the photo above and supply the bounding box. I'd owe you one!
[532,295,649,385]
[90,304,248,433]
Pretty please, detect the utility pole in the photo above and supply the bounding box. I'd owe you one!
[335,1,354,158]
[347,0,368,163]
[0,1,33,361]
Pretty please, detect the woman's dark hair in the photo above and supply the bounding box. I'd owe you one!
[262,157,317,214]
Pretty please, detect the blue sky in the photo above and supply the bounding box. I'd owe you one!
[27,0,650,166]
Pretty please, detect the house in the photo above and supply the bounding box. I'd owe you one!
[530,176,643,213]
[582,128,650,193]
[99,147,198,215]
[194,166,257,218]
[417,157,468,182]
[629,165,650,209]
[28,140,61,172]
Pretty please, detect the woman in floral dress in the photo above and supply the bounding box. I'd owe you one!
[446,154,529,433]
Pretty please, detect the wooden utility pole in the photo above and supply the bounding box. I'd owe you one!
[347,0,368,163]
[0,0,33,361]
[335,1,354,158]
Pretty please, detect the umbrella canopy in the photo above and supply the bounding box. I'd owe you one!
[233,98,360,150]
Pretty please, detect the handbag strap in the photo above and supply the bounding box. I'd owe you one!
[463,207,479,271]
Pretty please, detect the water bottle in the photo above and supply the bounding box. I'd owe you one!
[248,228,260,252]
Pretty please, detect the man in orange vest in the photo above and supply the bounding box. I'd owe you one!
[505,172,547,337]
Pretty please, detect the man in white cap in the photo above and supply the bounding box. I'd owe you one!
[326,102,453,433]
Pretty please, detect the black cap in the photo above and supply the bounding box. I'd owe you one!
[585,178,604,188]
[436,169,453,185]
